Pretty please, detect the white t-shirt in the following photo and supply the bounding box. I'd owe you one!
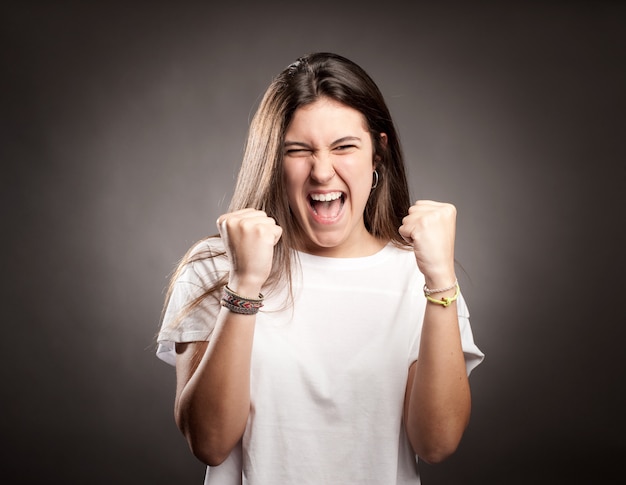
[157,238,484,485]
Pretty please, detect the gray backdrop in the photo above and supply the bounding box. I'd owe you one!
[2,1,625,484]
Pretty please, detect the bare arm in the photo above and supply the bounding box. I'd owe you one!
[403,292,470,464]
[399,200,471,464]
[173,209,281,466]
[174,307,257,465]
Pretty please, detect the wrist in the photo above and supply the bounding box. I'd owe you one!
[424,281,460,308]
[423,277,458,296]
[227,277,264,300]
[221,285,265,315]
[423,272,456,291]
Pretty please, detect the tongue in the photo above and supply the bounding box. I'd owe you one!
[313,198,342,218]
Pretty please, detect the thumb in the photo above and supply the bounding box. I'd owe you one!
[272,225,283,245]
[398,224,413,245]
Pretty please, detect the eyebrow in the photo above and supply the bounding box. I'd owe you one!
[284,136,362,148]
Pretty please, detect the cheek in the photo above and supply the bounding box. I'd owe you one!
[349,163,375,194]
[283,161,304,184]
[283,166,304,207]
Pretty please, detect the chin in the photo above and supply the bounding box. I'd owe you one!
[305,235,350,256]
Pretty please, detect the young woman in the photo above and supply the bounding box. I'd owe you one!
[157,52,484,484]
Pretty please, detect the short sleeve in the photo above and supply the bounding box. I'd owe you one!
[156,238,227,366]
[408,291,484,375]
[455,292,485,375]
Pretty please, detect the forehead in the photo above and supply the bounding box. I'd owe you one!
[286,98,369,138]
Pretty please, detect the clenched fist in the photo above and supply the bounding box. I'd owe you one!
[217,208,283,296]
[398,200,457,288]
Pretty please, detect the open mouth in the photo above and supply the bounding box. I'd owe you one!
[308,191,345,220]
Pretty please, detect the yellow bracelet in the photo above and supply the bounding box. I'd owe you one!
[425,283,460,307]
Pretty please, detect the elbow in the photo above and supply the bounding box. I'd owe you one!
[408,418,468,465]
[175,412,237,467]
[177,417,241,466]
[188,440,232,467]
[181,425,239,467]
[174,394,248,467]
[417,442,459,465]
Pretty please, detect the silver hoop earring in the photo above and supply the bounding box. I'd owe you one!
[371,169,379,190]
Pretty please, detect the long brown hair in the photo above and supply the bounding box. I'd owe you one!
[162,52,412,324]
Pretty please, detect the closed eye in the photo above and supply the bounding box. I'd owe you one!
[285,148,312,156]
[334,144,357,152]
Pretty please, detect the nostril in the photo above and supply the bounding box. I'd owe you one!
[310,167,336,182]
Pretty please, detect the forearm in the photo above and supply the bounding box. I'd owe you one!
[175,307,256,465]
[404,291,471,464]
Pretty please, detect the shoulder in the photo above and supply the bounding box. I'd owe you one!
[377,242,425,289]
[176,236,228,287]
[187,235,225,259]
[382,241,419,268]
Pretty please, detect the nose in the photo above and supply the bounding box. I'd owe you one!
[310,153,335,184]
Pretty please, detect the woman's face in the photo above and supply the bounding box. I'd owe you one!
[283,97,383,257]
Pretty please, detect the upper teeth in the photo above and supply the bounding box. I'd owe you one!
[310,192,342,202]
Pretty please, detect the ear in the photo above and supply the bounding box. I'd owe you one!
[374,133,388,168]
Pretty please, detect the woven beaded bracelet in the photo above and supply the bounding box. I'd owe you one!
[221,285,264,315]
